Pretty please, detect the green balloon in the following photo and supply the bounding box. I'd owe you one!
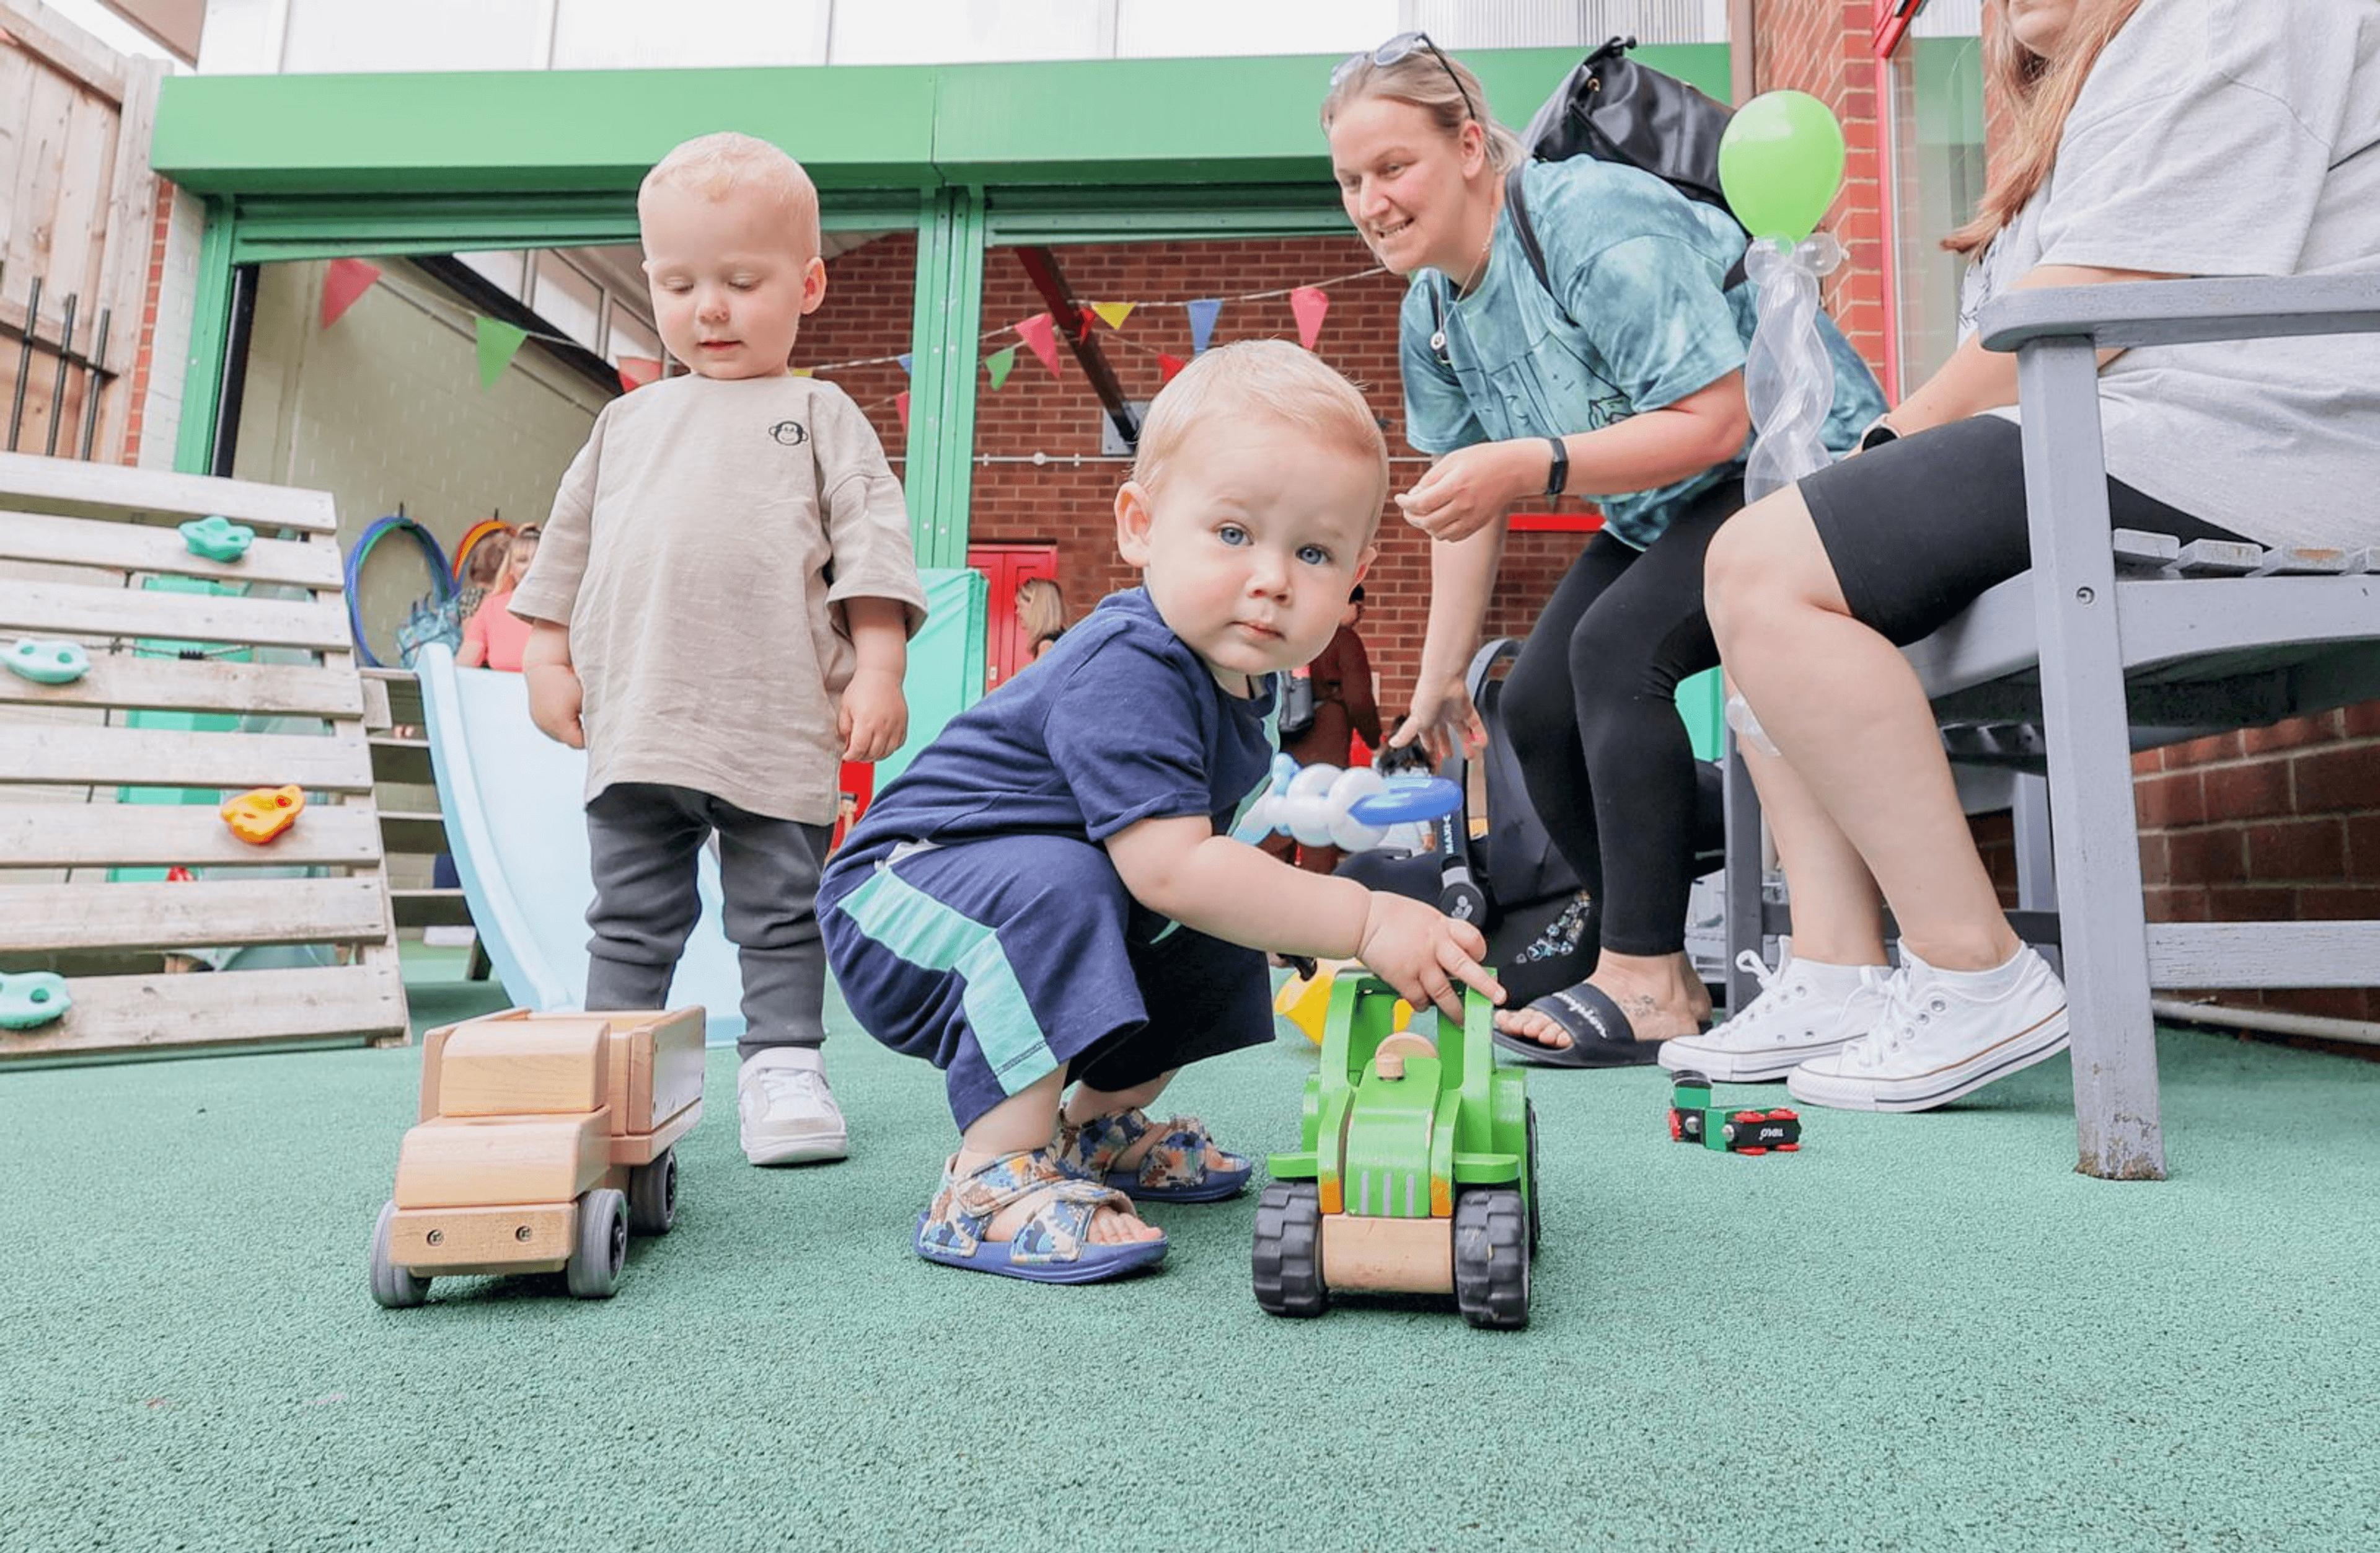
[1718,90,1847,242]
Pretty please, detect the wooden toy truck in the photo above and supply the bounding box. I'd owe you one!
[1255,978,1536,1329]
[370,1007,704,1307]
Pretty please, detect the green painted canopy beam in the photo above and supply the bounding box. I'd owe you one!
[152,48,1729,199]
[152,45,1729,549]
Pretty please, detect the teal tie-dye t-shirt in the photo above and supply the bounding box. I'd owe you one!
[1401,159,1885,549]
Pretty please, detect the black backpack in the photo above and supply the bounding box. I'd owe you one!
[1426,36,1750,366]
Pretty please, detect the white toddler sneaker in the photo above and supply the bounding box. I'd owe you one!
[738,1046,849,1165]
[1658,940,1890,1082]
[1787,944,2069,1113]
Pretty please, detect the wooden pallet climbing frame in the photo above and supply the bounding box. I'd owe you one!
[0,449,408,1060]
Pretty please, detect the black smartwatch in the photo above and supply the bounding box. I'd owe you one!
[1543,435,1569,497]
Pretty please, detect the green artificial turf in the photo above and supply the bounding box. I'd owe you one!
[4,952,2377,1551]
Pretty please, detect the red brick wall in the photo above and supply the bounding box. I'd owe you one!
[797,231,1604,719]
[1750,0,1888,373]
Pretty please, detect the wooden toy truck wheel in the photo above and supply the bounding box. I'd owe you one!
[627,1148,678,1236]
[1452,1188,1530,1330]
[566,1188,629,1299]
[1251,1182,1328,1318]
[370,1201,428,1309]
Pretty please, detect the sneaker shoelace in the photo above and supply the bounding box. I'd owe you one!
[1728,950,1808,1035]
[1848,970,1949,1068]
[751,1066,827,1110]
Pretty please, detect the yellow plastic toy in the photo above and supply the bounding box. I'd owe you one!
[1274,958,1411,1046]
[221,784,304,844]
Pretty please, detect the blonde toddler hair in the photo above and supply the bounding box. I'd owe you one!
[1132,340,1390,523]
[640,131,822,259]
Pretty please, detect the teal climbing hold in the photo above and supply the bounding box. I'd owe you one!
[180,515,255,562]
[6,637,90,685]
[0,971,71,1030]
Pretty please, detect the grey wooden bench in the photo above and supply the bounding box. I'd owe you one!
[1722,272,2380,1180]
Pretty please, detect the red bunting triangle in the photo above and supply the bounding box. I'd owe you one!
[896,390,912,430]
[616,356,663,392]
[1015,314,1062,376]
[1289,286,1331,351]
[1157,353,1189,384]
[320,258,381,330]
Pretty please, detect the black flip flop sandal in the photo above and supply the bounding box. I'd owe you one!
[1490,983,1664,1069]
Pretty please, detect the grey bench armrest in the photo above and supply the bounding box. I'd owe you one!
[1978,272,2380,353]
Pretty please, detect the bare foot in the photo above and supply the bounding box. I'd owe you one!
[1494,952,1711,1051]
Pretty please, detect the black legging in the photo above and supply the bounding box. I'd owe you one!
[1500,477,1741,961]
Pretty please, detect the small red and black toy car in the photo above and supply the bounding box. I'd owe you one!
[1667,1069,1801,1156]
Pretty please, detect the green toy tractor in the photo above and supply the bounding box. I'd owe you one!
[1254,976,1536,1329]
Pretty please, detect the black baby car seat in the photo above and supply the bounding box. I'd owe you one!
[1338,638,1726,1009]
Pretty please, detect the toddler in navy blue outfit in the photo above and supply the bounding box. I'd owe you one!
[821,340,1503,1284]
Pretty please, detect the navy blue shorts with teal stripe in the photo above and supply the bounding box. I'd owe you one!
[819,833,1274,1131]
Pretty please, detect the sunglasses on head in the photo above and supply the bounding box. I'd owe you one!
[1330,30,1479,126]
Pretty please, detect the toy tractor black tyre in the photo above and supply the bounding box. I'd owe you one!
[1525,1100,1542,1251]
[1453,1187,1530,1330]
[370,1200,428,1309]
[627,1147,678,1236]
[566,1187,629,1299]
[1251,1182,1328,1317]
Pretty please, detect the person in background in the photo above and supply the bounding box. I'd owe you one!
[455,524,537,671]
[1263,582,1385,875]
[1015,576,1069,663]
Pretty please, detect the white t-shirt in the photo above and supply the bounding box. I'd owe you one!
[1962,0,2380,549]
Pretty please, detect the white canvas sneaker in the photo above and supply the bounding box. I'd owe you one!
[1660,942,1891,1082]
[738,1047,849,1164]
[1786,945,2069,1113]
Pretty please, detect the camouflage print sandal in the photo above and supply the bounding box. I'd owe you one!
[1054,1107,1253,1203]
[913,1148,1166,1284]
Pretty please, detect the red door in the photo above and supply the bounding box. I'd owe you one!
[968,542,1059,692]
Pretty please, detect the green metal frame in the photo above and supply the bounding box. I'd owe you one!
[151,45,1730,557]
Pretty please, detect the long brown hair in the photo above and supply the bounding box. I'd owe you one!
[1944,0,2149,257]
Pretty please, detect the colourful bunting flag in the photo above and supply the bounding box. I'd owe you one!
[1186,298,1223,355]
[1091,301,1136,333]
[1158,352,1189,384]
[896,391,912,430]
[897,353,913,376]
[1289,286,1331,351]
[616,356,663,392]
[1015,313,1062,377]
[1077,307,1100,338]
[985,345,1018,390]
[474,318,528,390]
[320,258,381,330]
[792,366,814,378]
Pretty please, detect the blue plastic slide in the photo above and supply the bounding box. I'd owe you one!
[409,569,986,1046]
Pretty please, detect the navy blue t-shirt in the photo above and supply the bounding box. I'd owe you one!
[835,588,1279,870]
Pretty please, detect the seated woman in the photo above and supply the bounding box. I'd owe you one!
[1321,34,1884,1065]
[1690,0,2380,1110]
[456,523,539,671]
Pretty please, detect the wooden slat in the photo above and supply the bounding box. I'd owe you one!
[0,875,390,954]
[4,724,374,791]
[0,1,128,99]
[0,962,408,1060]
[363,666,425,728]
[0,653,364,717]
[0,509,344,590]
[392,888,474,928]
[0,449,338,534]
[0,802,385,868]
[3,578,353,651]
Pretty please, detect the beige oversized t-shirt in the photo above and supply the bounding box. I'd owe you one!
[511,374,927,826]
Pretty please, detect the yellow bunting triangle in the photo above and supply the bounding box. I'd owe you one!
[1091,301,1137,332]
